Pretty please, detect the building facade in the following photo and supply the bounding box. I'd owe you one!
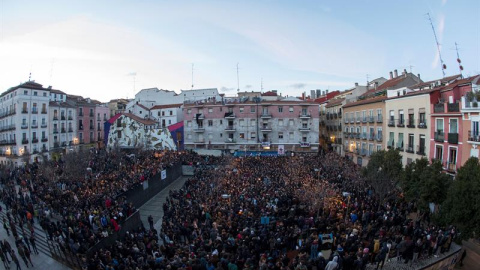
[460,76,480,163]
[49,101,77,149]
[324,98,344,155]
[183,99,320,152]
[343,97,386,166]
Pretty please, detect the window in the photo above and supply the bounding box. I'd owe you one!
[24,90,28,95]
[388,132,395,148]
[389,110,394,125]
[407,134,414,152]
[220,120,223,125]
[368,144,374,156]
[250,132,256,139]
[419,112,426,126]
[278,132,283,139]
[239,119,245,126]
[208,120,213,126]
[449,147,457,165]
[169,110,173,116]
[187,134,192,140]
[376,145,382,152]
[278,106,283,113]
[435,145,443,162]
[278,119,283,126]
[436,119,444,133]
[239,107,244,113]
[398,110,404,125]
[397,133,404,150]
[289,106,294,112]
[251,119,256,126]
[289,119,294,126]
[377,127,383,140]
[449,119,458,133]
[289,132,294,140]
[239,133,245,139]
[250,106,256,113]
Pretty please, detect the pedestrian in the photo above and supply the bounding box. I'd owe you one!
[29,234,39,255]
[23,247,33,267]
[3,218,9,236]
[0,246,10,269]
[17,246,31,268]
[459,250,466,267]
[10,250,21,270]
[148,215,154,231]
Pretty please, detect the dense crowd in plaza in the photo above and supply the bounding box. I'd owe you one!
[0,149,458,270]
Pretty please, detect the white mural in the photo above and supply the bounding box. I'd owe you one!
[107,115,177,150]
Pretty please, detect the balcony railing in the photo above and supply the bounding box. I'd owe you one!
[89,113,94,117]
[396,142,404,151]
[193,126,205,132]
[21,124,28,129]
[31,109,38,114]
[41,123,47,128]
[225,138,236,143]
[61,128,66,133]
[434,103,445,113]
[447,103,459,112]
[31,123,38,128]
[260,113,272,118]
[299,126,310,131]
[418,119,427,129]
[32,138,38,143]
[416,145,426,155]
[406,144,414,153]
[61,116,66,120]
[225,125,236,131]
[446,162,457,172]
[54,142,60,148]
[468,130,480,142]
[68,128,73,133]
[376,135,383,142]
[376,116,383,123]
[299,113,311,119]
[397,119,405,127]
[0,139,16,145]
[407,119,415,128]
[434,132,444,142]
[68,116,73,120]
[53,116,58,120]
[89,126,94,130]
[0,125,16,132]
[387,140,395,149]
[388,120,395,127]
[361,133,367,140]
[79,126,84,130]
[41,110,47,114]
[260,125,272,131]
[362,117,367,123]
[53,129,59,134]
[22,109,28,114]
[22,139,28,144]
[368,116,374,123]
[41,138,48,142]
[368,133,375,141]
[0,109,16,119]
[448,133,458,144]
[79,112,84,117]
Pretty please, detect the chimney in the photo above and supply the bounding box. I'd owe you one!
[389,71,393,79]
[417,73,421,80]
[394,69,398,78]
[326,90,329,95]
[355,82,358,87]
[374,82,378,90]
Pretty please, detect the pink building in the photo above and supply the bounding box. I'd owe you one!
[183,97,320,152]
[429,76,478,173]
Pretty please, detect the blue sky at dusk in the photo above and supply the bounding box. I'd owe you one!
[0,0,479,102]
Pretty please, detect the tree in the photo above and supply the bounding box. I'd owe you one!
[362,149,403,202]
[402,158,450,212]
[439,157,480,240]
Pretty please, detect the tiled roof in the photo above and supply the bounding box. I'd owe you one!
[360,74,419,98]
[326,98,345,108]
[50,89,66,95]
[150,103,183,110]
[136,103,149,111]
[262,91,278,96]
[410,74,462,90]
[123,113,157,125]
[343,96,387,108]
[49,101,75,108]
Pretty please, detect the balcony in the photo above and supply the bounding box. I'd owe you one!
[356,117,361,123]
[53,116,58,121]
[225,138,236,143]
[225,125,236,132]
[224,113,235,119]
[21,124,28,129]
[41,123,47,128]
[31,109,38,114]
[22,139,28,144]
[350,118,354,123]
[68,128,73,133]
[0,125,15,132]
[407,119,415,128]
[22,109,28,114]
[41,138,48,142]
[361,117,367,123]
[418,120,427,129]
[196,114,205,120]
[0,109,16,119]
[193,127,205,132]
[31,123,38,128]
[299,113,311,119]
[355,133,361,139]
[68,116,73,120]
[396,142,404,151]
[368,133,375,141]
[397,119,405,127]
[61,116,66,120]
[32,138,39,143]
[260,113,272,119]
[387,140,395,149]
[79,126,84,130]
[299,126,310,132]
[361,133,367,140]
[54,142,60,148]
[434,103,445,113]
[368,116,374,123]
[61,128,66,133]
[448,133,458,144]
[89,126,94,130]
[388,120,395,127]
[376,116,383,123]
[446,162,457,172]
[89,113,94,117]
[376,135,383,142]
[53,129,59,134]
[79,112,84,117]
[416,145,426,155]
[41,110,47,114]
[0,139,16,146]
[406,144,414,153]
[260,125,272,132]
[42,147,47,152]
[434,132,444,142]
[468,130,480,143]
[447,103,459,112]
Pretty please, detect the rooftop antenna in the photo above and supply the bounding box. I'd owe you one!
[191,63,194,89]
[427,13,446,77]
[455,42,464,77]
[28,72,31,82]
[366,74,370,85]
[236,63,240,92]
[261,77,264,92]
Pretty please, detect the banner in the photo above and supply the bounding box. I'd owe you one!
[161,170,167,180]
[278,145,285,155]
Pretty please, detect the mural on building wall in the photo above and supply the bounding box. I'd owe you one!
[105,114,177,150]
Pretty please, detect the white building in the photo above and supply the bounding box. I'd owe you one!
[49,101,77,149]
[0,81,52,165]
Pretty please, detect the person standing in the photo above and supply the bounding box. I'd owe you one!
[10,250,21,270]
[3,218,9,237]
[0,246,10,269]
[29,234,38,255]
[148,215,154,231]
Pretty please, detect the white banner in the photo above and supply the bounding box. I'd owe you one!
[161,170,167,180]
[278,145,285,155]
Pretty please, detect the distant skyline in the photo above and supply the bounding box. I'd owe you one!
[0,0,479,102]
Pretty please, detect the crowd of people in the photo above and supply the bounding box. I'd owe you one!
[0,149,458,270]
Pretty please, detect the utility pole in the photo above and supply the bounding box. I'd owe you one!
[236,63,240,92]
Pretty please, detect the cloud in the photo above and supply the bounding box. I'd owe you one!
[291,83,307,89]
[442,0,447,6]
[220,86,235,92]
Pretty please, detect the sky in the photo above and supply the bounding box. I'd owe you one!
[0,0,479,102]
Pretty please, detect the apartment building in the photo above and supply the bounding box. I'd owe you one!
[384,87,431,165]
[343,97,386,166]
[324,98,344,155]
[460,76,480,163]
[49,101,77,149]
[183,98,320,152]
[67,95,109,145]
[0,81,51,164]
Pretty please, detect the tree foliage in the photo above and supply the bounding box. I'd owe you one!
[402,158,450,212]
[438,157,480,240]
[362,149,403,202]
